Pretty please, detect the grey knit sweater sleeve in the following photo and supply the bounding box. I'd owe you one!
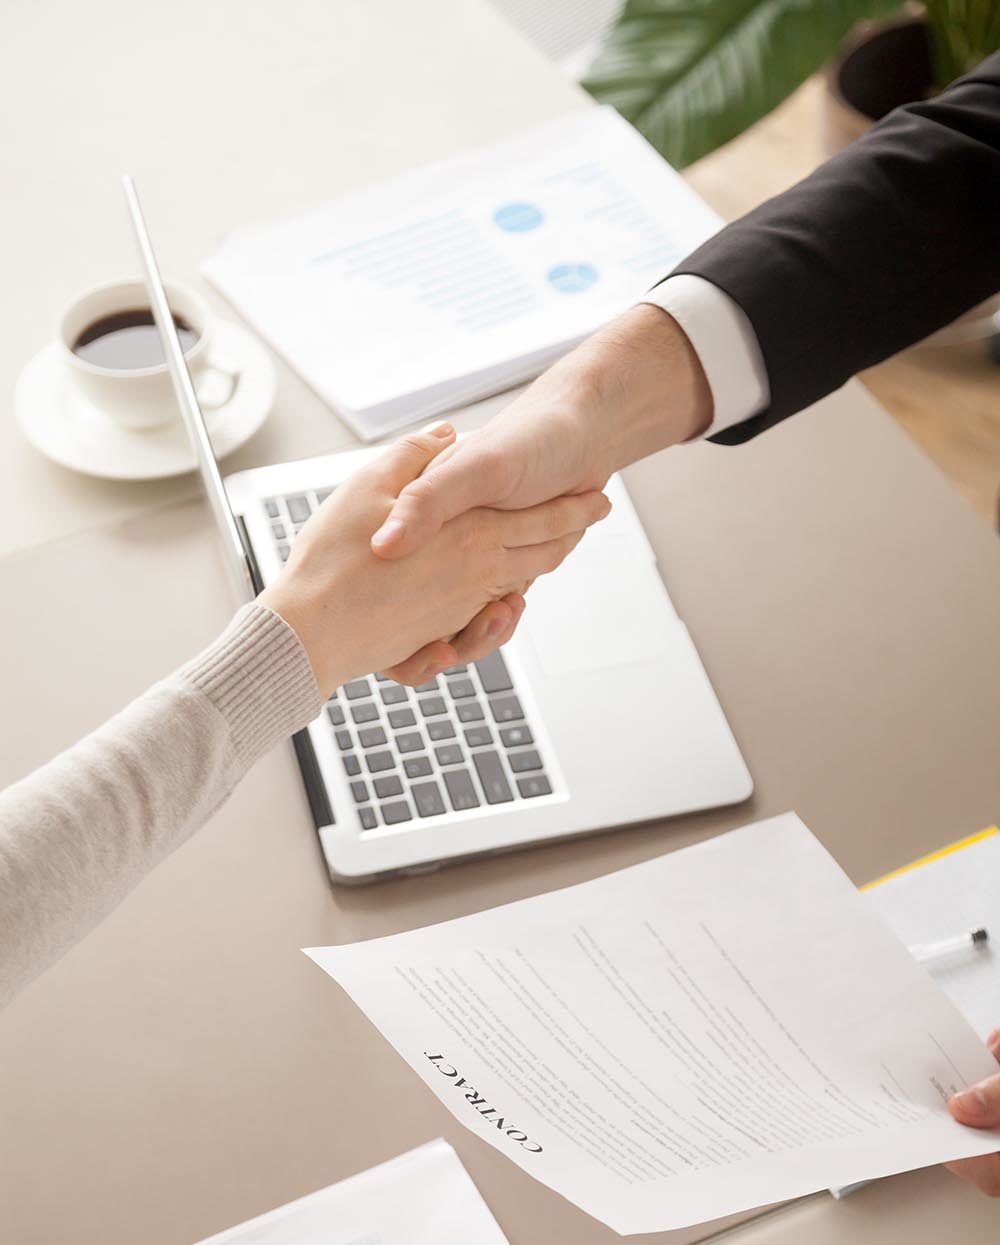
[0,602,322,1008]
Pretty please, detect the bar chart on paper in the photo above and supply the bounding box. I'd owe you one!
[203,108,722,438]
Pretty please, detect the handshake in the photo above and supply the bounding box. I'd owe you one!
[261,304,713,698]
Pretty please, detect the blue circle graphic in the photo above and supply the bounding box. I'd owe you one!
[547,262,599,294]
[493,202,544,232]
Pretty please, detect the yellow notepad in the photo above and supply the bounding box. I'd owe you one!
[863,827,999,1041]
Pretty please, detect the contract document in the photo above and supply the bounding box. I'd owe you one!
[306,814,1000,1235]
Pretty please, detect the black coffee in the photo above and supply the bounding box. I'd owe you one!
[72,309,198,370]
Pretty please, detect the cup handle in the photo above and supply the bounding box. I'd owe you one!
[195,362,240,411]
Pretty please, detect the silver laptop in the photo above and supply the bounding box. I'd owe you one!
[125,176,753,884]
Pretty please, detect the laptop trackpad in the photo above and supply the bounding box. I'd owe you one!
[523,537,674,675]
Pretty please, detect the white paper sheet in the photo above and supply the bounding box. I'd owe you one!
[191,1138,509,1244]
[306,814,1000,1235]
[865,828,1000,1041]
[203,108,720,438]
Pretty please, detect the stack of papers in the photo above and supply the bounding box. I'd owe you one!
[203,108,720,440]
[193,1139,508,1245]
[305,813,1000,1236]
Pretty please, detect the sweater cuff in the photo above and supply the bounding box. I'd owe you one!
[179,602,323,768]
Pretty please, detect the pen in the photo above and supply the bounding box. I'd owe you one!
[908,927,990,964]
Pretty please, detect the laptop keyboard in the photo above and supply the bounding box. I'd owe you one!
[264,492,554,830]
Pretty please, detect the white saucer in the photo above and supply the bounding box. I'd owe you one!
[15,320,276,481]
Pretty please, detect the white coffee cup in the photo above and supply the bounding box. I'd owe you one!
[58,278,239,429]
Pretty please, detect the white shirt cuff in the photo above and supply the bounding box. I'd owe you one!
[640,273,770,438]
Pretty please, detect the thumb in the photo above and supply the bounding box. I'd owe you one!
[949,1073,1000,1128]
[371,429,502,560]
[372,422,456,498]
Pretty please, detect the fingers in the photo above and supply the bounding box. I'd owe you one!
[371,431,511,560]
[381,637,458,688]
[448,594,525,664]
[372,422,456,498]
[505,530,585,583]
[946,1061,1000,1196]
[499,491,611,548]
[945,1154,1000,1198]
[949,1071,1000,1129]
[381,596,525,685]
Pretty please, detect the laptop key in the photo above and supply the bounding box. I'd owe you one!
[517,774,552,799]
[419,695,447,717]
[500,724,533,748]
[335,729,353,751]
[456,701,485,723]
[509,749,542,773]
[380,684,408,705]
[443,767,480,811]
[350,780,369,803]
[490,695,524,723]
[427,720,455,741]
[264,498,280,518]
[448,678,476,700]
[444,665,468,675]
[365,750,395,773]
[475,651,513,694]
[374,774,403,799]
[403,755,433,779]
[435,744,464,767]
[381,799,412,825]
[395,731,424,754]
[286,494,311,524]
[388,707,416,729]
[314,488,333,504]
[358,726,387,748]
[412,780,446,818]
[464,726,493,748]
[271,522,287,541]
[326,704,345,726]
[276,543,290,562]
[342,754,361,777]
[350,702,379,724]
[473,751,514,804]
[343,679,372,700]
[358,806,378,830]
[415,678,439,694]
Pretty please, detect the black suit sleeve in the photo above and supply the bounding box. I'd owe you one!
[668,51,1000,445]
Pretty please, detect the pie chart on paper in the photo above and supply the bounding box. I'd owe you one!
[547,262,599,293]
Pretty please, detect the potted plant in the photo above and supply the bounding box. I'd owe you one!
[584,0,1000,349]
[584,1,1000,168]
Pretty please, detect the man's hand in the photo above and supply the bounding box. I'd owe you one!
[260,422,610,695]
[376,306,712,681]
[945,1027,1000,1197]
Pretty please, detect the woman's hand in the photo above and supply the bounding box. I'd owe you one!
[945,1027,1000,1197]
[259,423,610,697]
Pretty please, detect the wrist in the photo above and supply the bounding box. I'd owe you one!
[567,304,713,473]
[259,580,350,699]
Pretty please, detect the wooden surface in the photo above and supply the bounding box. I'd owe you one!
[684,77,1000,525]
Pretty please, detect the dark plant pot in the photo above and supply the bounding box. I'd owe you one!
[822,17,1000,356]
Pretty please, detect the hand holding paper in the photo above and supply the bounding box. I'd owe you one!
[306,814,1000,1235]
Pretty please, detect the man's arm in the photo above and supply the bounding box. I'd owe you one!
[674,50,1000,443]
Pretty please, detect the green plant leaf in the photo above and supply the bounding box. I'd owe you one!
[583,0,903,168]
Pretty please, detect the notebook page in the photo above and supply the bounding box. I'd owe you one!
[864,830,1000,1042]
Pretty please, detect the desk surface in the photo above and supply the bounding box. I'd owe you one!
[2,2,999,1244]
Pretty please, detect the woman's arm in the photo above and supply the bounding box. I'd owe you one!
[0,425,609,1007]
[0,603,318,1008]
